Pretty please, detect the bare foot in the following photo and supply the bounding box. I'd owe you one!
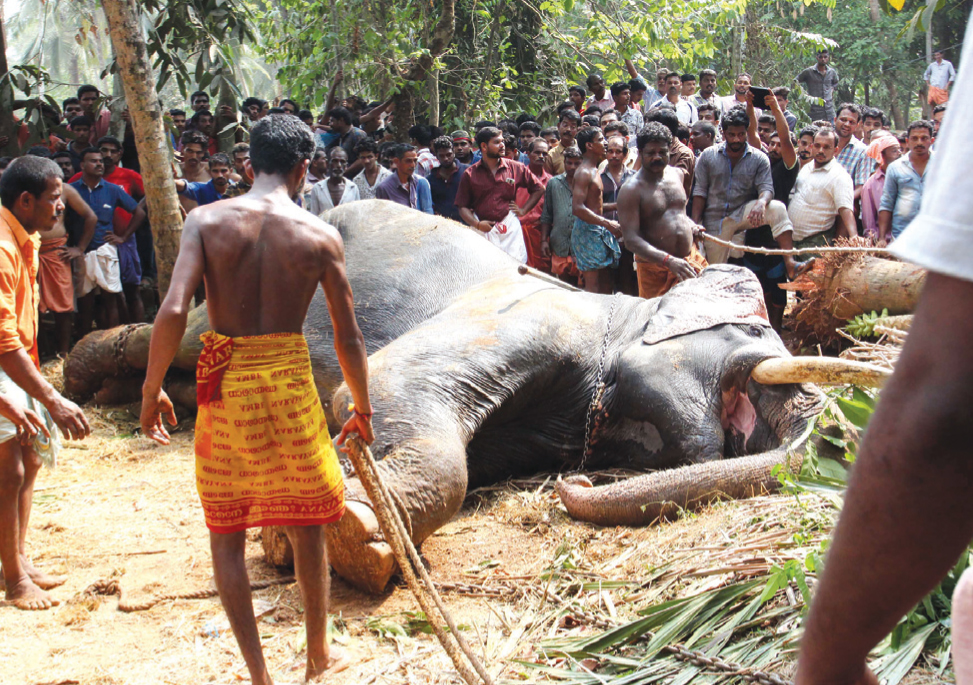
[305,645,352,682]
[18,556,66,590]
[5,577,60,610]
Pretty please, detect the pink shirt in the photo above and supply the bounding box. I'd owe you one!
[861,168,886,239]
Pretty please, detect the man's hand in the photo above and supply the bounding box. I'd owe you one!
[667,256,699,281]
[541,239,552,258]
[0,396,50,446]
[604,219,622,237]
[62,246,83,262]
[765,92,781,114]
[509,201,526,218]
[748,200,767,227]
[219,105,236,118]
[45,395,89,441]
[476,220,494,233]
[333,69,344,86]
[141,388,177,445]
[106,233,125,246]
[336,413,375,453]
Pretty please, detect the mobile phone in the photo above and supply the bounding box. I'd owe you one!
[749,87,771,110]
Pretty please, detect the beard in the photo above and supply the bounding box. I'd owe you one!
[727,141,745,153]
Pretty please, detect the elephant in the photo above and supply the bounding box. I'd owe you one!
[64,201,869,594]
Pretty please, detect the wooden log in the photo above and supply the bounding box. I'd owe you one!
[261,526,294,567]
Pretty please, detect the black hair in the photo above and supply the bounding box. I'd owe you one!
[298,110,313,122]
[799,125,820,140]
[585,72,604,89]
[906,120,935,137]
[603,121,630,138]
[279,98,299,111]
[248,114,315,176]
[242,97,266,112]
[582,105,603,117]
[581,115,601,128]
[576,126,603,154]
[519,121,541,136]
[431,135,454,152]
[562,147,583,161]
[681,73,696,82]
[540,126,558,139]
[862,107,887,126]
[757,114,776,128]
[473,120,496,131]
[97,136,123,150]
[268,107,286,115]
[191,90,210,103]
[772,86,790,99]
[676,123,691,143]
[26,146,52,158]
[932,104,947,116]
[558,109,582,126]
[656,68,671,80]
[556,101,577,115]
[699,69,717,80]
[0,156,63,209]
[692,121,717,139]
[354,138,379,155]
[80,146,103,163]
[0,157,12,169]
[62,97,81,114]
[720,106,750,132]
[735,72,752,82]
[409,124,435,146]
[515,113,537,126]
[311,148,328,162]
[51,150,72,161]
[817,48,830,55]
[835,102,862,122]
[474,126,502,150]
[497,121,519,137]
[503,133,518,152]
[568,85,587,99]
[629,79,647,93]
[208,152,232,168]
[69,115,93,129]
[189,109,214,128]
[77,84,99,99]
[697,102,719,117]
[610,81,630,98]
[326,107,353,125]
[637,121,673,150]
[169,108,186,118]
[527,139,549,153]
[180,130,210,149]
[814,127,839,146]
[392,144,417,160]
[232,142,250,155]
[643,107,680,137]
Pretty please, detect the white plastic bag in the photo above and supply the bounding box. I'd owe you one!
[483,211,528,264]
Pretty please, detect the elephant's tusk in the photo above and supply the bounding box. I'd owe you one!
[751,357,891,388]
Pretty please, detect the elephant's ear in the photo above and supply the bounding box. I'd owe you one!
[642,265,771,345]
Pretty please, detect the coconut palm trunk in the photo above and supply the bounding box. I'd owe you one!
[102,0,183,297]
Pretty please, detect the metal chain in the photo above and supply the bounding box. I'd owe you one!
[111,323,150,376]
[582,294,621,466]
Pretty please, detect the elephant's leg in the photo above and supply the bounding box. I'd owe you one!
[325,434,469,594]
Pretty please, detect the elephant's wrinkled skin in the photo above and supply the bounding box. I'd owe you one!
[63,202,823,595]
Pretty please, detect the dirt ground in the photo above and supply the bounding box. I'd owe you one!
[0,400,949,685]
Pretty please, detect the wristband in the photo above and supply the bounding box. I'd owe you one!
[662,254,671,266]
[348,403,373,419]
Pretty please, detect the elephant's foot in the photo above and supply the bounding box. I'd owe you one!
[326,500,398,594]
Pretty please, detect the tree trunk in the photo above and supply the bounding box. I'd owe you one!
[216,71,239,154]
[428,68,440,127]
[102,0,183,297]
[109,66,127,141]
[390,86,415,141]
[731,24,743,78]
[887,78,906,129]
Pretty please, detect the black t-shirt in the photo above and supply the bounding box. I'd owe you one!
[771,157,800,206]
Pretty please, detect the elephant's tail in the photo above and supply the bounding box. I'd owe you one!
[555,448,803,527]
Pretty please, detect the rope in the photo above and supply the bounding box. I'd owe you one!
[344,435,494,685]
[83,576,296,613]
[698,232,890,257]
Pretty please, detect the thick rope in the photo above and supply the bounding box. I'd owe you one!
[345,435,494,685]
[699,232,890,257]
[84,576,296,612]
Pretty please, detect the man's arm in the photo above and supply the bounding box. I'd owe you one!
[359,98,393,127]
[325,70,343,113]
[455,171,492,233]
[748,157,775,227]
[877,170,898,243]
[795,273,973,685]
[691,195,706,225]
[62,183,97,259]
[624,59,640,80]
[319,231,374,447]
[111,203,147,243]
[572,168,619,233]
[767,93,797,167]
[745,93,762,150]
[877,210,893,243]
[140,215,206,444]
[837,206,857,238]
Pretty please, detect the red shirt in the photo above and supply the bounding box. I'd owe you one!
[454,158,543,224]
[70,166,144,231]
[516,168,551,229]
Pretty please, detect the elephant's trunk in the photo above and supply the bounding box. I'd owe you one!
[556,447,802,526]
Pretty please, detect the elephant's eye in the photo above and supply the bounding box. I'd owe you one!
[748,325,763,338]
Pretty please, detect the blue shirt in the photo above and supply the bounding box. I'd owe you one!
[428,162,469,221]
[69,179,139,251]
[374,173,433,214]
[180,180,230,206]
[880,156,926,239]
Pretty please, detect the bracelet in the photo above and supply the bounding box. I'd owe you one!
[662,254,671,266]
[348,403,373,419]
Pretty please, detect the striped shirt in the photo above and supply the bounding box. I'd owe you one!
[834,135,875,187]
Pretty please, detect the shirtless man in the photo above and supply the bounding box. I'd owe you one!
[178,130,212,184]
[37,164,96,356]
[617,122,708,299]
[0,156,91,610]
[571,127,621,294]
[140,114,373,684]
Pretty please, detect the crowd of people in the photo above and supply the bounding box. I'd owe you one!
[0,46,954,361]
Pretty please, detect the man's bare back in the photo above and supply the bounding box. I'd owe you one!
[186,191,347,338]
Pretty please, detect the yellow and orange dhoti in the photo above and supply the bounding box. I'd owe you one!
[194,331,344,534]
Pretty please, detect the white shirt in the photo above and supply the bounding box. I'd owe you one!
[786,158,854,241]
[648,96,698,125]
[892,14,971,281]
[305,178,361,215]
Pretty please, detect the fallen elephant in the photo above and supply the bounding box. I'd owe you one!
[65,202,878,594]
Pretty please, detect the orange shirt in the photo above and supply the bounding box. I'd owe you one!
[0,208,41,367]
